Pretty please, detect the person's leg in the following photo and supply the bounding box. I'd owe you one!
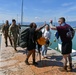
[32,50,35,62]
[68,54,72,71]
[13,37,17,51]
[14,40,16,51]
[12,37,16,51]
[63,55,67,68]
[42,45,45,57]
[59,54,68,72]
[44,45,47,57]
[25,50,33,65]
[8,35,12,46]
[39,52,41,61]
[38,45,41,61]
[32,50,38,65]
[5,35,8,47]
[67,41,72,71]
[59,42,68,72]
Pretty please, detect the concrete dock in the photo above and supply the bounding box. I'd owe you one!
[0,35,76,75]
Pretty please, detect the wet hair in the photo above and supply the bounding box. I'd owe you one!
[59,17,65,22]
[12,19,16,22]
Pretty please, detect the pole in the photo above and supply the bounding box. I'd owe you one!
[17,14,18,23]
[21,0,23,25]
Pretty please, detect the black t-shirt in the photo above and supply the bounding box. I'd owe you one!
[28,28,36,44]
[27,28,36,50]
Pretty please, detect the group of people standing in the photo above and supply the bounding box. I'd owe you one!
[2,19,21,51]
[2,17,74,72]
[25,17,74,72]
[25,22,51,65]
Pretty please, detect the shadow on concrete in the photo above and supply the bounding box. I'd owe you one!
[36,55,76,72]
[72,68,76,72]
[36,60,76,72]
[47,55,63,61]
[35,56,63,68]
[37,60,63,68]
[17,49,28,54]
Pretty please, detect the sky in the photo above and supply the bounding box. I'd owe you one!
[0,0,76,23]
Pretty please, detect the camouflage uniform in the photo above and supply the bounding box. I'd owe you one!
[2,24,12,47]
[9,24,19,50]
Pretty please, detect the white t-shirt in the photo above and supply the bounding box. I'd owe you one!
[42,29,51,40]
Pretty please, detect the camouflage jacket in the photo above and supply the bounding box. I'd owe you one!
[2,24,9,35]
[9,25,19,37]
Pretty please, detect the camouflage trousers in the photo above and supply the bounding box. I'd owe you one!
[3,34,12,47]
[11,36,18,50]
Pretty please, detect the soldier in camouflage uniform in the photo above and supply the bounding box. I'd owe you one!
[9,19,19,51]
[2,20,12,47]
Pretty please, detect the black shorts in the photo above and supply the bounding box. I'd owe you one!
[62,41,72,54]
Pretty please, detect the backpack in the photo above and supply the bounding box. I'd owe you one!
[19,28,29,48]
[66,25,75,40]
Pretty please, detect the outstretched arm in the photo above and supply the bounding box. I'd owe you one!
[36,24,46,31]
[35,22,46,31]
[50,24,57,30]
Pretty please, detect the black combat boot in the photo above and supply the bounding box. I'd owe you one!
[33,59,38,66]
[25,59,30,65]
[5,42,8,47]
